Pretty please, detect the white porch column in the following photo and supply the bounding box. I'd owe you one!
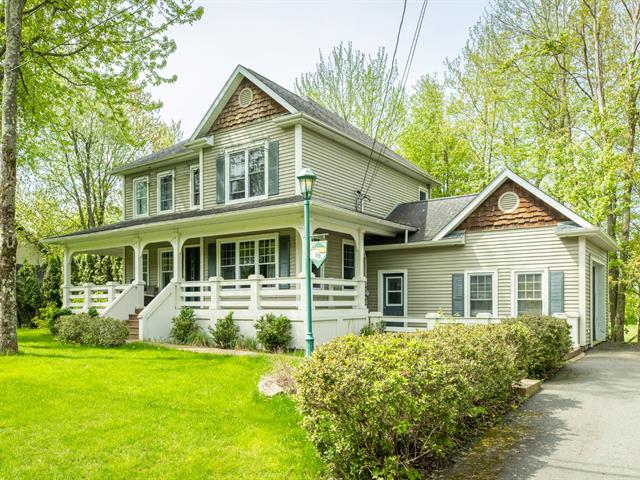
[355,228,367,309]
[171,233,182,282]
[132,241,145,308]
[62,247,73,308]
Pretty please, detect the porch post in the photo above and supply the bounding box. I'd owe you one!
[132,241,145,308]
[355,228,367,309]
[171,233,182,282]
[62,247,72,308]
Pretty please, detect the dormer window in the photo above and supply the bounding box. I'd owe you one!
[158,170,174,213]
[133,177,148,217]
[226,143,267,202]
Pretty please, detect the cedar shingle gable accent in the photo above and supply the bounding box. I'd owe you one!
[208,78,287,133]
[459,180,568,232]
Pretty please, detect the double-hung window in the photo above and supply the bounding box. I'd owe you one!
[227,144,267,202]
[159,250,173,288]
[468,272,494,317]
[190,165,201,208]
[142,252,149,285]
[133,177,148,217]
[219,236,277,280]
[516,272,544,315]
[158,171,174,213]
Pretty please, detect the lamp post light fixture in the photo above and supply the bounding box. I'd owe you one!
[297,167,317,357]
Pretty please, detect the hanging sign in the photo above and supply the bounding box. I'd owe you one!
[310,239,328,269]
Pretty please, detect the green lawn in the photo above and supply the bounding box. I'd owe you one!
[0,330,321,480]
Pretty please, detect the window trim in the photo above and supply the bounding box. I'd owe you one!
[156,170,175,214]
[141,250,149,286]
[418,186,429,201]
[377,269,408,317]
[464,270,498,317]
[189,164,201,210]
[216,233,279,279]
[157,247,174,289]
[132,176,149,218]
[342,239,356,280]
[224,140,269,205]
[511,268,548,316]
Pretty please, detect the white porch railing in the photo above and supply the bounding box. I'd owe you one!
[379,311,581,347]
[64,282,128,315]
[174,275,366,314]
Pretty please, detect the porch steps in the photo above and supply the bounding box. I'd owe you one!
[126,308,143,341]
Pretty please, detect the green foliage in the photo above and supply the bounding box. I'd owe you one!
[255,314,292,352]
[41,255,62,306]
[169,308,200,344]
[186,331,214,348]
[16,261,43,328]
[295,41,406,144]
[360,319,386,336]
[235,335,259,351]
[502,315,572,379]
[296,319,570,478]
[87,307,100,318]
[56,314,128,347]
[208,312,240,349]
[34,304,72,335]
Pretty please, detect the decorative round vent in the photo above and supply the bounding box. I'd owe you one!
[498,191,519,213]
[238,87,253,107]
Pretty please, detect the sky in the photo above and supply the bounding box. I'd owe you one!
[149,0,491,136]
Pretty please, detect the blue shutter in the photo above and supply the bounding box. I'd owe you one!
[278,235,290,289]
[452,273,464,317]
[216,154,225,204]
[268,141,279,196]
[549,271,565,315]
[207,242,217,278]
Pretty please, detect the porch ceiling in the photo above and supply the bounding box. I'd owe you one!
[44,199,416,253]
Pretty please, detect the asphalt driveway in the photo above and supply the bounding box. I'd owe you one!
[442,343,640,480]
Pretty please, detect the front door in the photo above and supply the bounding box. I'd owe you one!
[184,246,201,281]
[382,272,405,316]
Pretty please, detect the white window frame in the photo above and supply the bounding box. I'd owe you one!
[132,176,149,218]
[511,268,548,316]
[418,186,429,201]
[141,250,149,286]
[377,269,408,317]
[465,270,498,317]
[342,239,356,280]
[157,170,175,214]
[157,247,174,288]
[216,233,279,279]
[189,164,201,210]
[224,141,269,204]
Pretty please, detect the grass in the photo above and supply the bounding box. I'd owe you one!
[0,329,322,480]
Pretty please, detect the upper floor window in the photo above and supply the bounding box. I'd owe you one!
[190,165,201,208]
[157,171,174,213]
[227,144,266,202]
[133,177,148,217]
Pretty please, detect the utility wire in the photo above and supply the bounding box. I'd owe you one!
[362,0,429,198]
[357,0,408,203]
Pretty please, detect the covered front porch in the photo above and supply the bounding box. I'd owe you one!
[52,200,413,347]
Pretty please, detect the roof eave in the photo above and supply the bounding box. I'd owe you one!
[365,233,465,251]
[556,227,619,251]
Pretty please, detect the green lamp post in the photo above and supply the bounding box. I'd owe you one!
[297,167,317,358]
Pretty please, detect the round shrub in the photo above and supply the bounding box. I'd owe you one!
[255,313,292,352]
[295,324,523,479]
[57,314,128,347]
[169,307,200,344]
[209,312,239,349]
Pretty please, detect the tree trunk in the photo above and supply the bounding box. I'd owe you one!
[0,0,24,355]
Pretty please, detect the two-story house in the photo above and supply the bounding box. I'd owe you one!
[46,65,617,349]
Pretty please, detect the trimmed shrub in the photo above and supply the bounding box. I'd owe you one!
[255,313,292,352]
[208,312,240,349]
[169,308,200,344]
[502,315,572,379]
[35,304,73,335]
[87,306,100,318]
[57,314,128,347]
[295,321,560,479]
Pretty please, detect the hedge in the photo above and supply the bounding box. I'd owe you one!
[57,314,129,347]
[295,316,571,479]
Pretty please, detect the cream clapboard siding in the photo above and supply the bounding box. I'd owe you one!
[316,229,354,279]
[301,129,428,217]
[366,226,580,317]
[585,239,608,341]
[123,119,295,220]
[202,119,295,210]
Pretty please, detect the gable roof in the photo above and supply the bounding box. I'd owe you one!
[112,65,438,183]
[431,169,597,241]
